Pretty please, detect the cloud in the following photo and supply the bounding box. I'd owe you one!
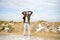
[0,0,60,22]
[0,0,59,10]
[31,13,60,22]
[0,12,60,22]
[0,13,23,22]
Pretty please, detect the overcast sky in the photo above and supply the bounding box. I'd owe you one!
[0,0,60,22]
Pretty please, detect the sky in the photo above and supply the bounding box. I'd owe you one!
[0,0,60,22]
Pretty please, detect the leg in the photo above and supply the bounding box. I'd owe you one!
[24,23,27,35]
[27,23,31,36]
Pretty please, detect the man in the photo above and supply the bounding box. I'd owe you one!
[22,11,33,36]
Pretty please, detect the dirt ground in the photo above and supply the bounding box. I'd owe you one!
[0,32,60,40]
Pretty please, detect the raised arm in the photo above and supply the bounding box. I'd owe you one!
[22,11,24,15]
[28,11,33,16]
[22,11,26,15]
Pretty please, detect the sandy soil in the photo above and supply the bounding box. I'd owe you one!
[0,32,60,40]
[0,34,60,40]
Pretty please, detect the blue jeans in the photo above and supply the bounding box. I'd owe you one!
[24,23,30,35]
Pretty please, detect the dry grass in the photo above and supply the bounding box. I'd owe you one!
[0,20,60,37]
